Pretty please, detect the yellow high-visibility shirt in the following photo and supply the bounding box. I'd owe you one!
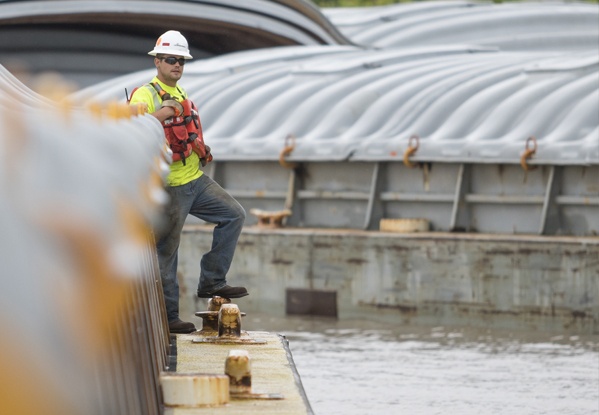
[129,76,202,187]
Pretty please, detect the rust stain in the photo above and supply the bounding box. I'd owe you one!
[484,249,516,255]
[515,248,542,255]
[479,309,520,316]
[389,245,411,252]
[347,258,367,265]
[359,301,417,315]
[237,240,255,247]
[271,258,293,265]
[314,243,333,249]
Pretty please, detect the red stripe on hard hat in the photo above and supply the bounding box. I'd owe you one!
[163,43,170,46]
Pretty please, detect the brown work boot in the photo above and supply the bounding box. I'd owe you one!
[168,318,196,334]
[197,285,249,299]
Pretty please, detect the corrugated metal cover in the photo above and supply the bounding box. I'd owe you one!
[74,44,598,165]
[323,1,599,52]
[0,0,350,87]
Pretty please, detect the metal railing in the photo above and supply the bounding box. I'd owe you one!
[0,66,171,415]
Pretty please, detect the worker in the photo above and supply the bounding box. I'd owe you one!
[129,30,248,334]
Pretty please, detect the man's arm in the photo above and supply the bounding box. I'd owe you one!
[151,106,177,122]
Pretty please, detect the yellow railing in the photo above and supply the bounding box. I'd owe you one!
[0,66,171,415]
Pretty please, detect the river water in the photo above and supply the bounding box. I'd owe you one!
[245,314,599,415]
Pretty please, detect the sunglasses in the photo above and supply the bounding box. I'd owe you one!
[160,56,186,66]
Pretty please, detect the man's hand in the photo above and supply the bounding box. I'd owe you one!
[161,99,184,117]
[201,145,213,167]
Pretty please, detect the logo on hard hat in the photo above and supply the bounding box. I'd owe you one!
[149,31,192,58]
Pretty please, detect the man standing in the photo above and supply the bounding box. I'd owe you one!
[130,30,248,334]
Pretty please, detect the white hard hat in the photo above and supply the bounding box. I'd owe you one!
[148,30,192,59]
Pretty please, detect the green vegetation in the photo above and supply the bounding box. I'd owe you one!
[313,0,411,6]
[312,0,598,6]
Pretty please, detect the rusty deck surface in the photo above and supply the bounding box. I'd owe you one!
[163,331,312,415]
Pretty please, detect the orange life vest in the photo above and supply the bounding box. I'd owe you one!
[131,82,210,166]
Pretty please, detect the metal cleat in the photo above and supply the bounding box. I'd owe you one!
[225,350,284,400]
[195,296,244,334]
[160,373,230,407]
[192,302,266,345]
[249,208,292,228]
